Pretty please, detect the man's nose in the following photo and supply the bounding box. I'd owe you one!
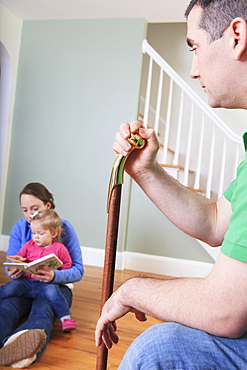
[190,55,199,79]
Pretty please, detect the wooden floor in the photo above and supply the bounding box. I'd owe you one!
[0,251,171,369]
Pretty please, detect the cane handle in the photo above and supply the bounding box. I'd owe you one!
[107,134,146,212]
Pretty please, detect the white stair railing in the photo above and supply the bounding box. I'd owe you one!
[139,40,245,260]
[140,40,244,201]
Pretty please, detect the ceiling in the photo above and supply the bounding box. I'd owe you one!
[0,0,188,22]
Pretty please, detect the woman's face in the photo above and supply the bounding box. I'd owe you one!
[20,194,51,222]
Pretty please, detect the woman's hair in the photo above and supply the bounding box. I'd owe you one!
[19,183,55,209]
[185,0,247,42]
[31,210,63,242]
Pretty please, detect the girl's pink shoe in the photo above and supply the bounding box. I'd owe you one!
[62,319,76,332]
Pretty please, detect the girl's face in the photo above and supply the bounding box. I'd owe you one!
[31,220,57,247]
[20,194,51,223]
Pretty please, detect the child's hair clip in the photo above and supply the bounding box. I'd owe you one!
[30,211,39,219]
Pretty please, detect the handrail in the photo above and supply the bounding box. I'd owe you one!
[140,39,245,260]
[142,39,242,144]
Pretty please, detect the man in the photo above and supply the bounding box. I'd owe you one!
[95,0,247,368]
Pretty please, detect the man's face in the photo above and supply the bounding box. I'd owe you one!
[187,6,235,109]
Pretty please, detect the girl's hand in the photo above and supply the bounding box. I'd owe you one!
[6,255,26,279]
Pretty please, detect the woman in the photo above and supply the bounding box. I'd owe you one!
[0,183,83,368]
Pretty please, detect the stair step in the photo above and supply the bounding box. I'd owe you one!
[137,112,204,194]
[159,164,205,194]
[188,188,205,194]
[159,163,194,174]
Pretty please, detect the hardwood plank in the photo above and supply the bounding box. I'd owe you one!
[0,251,171,369]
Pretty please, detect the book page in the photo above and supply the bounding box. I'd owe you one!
[3,253,63,274]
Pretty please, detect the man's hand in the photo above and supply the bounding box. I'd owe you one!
[112,121,160,179]
[95,284,147,349]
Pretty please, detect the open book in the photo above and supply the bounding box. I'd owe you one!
[3,253,63,274]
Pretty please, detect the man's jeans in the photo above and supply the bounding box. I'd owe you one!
[119,322,247,369]
[0,285,72,360]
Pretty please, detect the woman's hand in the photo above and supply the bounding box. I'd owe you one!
[32,269,55,283]
[6,267,24,279]
[112,121,160,179]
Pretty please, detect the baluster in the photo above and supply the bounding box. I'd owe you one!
[217,135,227,198]
[143,57,153,128]
[161,78,173,164]
[183,102,194,186]
[206,125,215,199]
[194,113,204,190]
[234,144,240,175]
[154,68,163,134]
[173,90,184,166]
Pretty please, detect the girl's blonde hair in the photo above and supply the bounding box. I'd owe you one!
[31,210,63,242]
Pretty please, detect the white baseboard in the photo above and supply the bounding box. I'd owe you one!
[82,246,213,278]
[0,235,9,252]
[1,235,213,278]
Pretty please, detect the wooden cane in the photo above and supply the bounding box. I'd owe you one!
[96,134,146,370]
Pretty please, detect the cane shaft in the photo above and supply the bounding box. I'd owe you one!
[96,184,122,370]
[96,134,146,370]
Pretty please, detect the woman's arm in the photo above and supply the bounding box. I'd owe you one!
[7,219,30,256]
[5,220,30,278]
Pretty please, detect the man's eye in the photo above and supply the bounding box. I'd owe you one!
[190,47,197,52]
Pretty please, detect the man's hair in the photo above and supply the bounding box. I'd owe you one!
[185,0,247,42]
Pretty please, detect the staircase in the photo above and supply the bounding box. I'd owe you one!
[138,40,245,260]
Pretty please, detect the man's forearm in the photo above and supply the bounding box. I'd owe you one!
[119,275,218,334]
[95,253,247,349]
[119,253,247,339]
[132,163,225,246]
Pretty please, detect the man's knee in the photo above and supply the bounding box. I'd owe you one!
[119,323,205,370]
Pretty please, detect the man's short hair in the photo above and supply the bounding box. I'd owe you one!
[185,0,247,42]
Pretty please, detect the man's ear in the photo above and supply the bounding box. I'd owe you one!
[229,17,247,60]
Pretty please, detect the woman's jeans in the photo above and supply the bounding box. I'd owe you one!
[0,284,72,360]
[119,322,247,369]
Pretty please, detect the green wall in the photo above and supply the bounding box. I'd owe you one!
[2,18,147,252]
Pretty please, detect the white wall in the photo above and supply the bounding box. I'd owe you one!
[1,15,147,257]
[0,6,22,246]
